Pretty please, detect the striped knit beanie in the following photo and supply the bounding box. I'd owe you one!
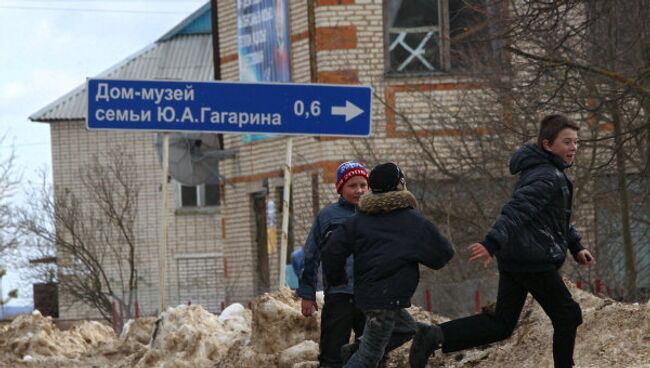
[335,161,369,193]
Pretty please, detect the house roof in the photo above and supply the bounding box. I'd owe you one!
[29,2,214,123]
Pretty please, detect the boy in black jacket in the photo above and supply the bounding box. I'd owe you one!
[409,114,595,368]
[322,162,455,368]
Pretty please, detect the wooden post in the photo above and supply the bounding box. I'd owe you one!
[279,137,293,288]
[159,133,170,313]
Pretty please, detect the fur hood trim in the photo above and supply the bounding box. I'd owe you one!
[358,190,418,214]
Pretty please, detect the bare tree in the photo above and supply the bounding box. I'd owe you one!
[0,267,18,318]
[0,136,21,317]
[0,136,20,258]
[16,147,141,322]
[353,0,649,306]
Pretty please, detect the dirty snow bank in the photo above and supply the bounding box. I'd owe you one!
[418,282,650,368]
[0,283,648,368]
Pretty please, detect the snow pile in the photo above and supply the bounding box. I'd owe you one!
[216,288,320,367]
[134,302,251,367]
[420,282,650,368]
[250,287,320,354]
[0,283,648,367]
[0,310,118,366]
[120,317,156,345]
[218,302,252,340]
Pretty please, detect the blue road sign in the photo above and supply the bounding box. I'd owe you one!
[87,79,372,137]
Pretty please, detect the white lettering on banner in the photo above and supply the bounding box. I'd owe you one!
[164,89,175,102]
[238,112,249,125]
[138,110,152,121]
[239,34,252,48]
[239,7,273,29]
[237,112,281,127]
[95,83,110,101]
[115,110,129,121]
[156,89,167,104]
[260,114,271,125]
[112,87,132,100]
[201,107,212,123]
[242,51,264,66]
[240,30,267,47]
[252,29,267,46]
[95,109,106,120]
[184,86,195,101]
[110,87,196,104]
[95,84,134,102]
[199,108,282,127]
[141,88,155,100]
[239,0,263,11]
[157,106,176,122]
[94,109,151,122]
[228,112,238,124]
[181,107,195,123]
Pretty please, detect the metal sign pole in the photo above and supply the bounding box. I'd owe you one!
[279,137,292,288]
[159,132,170,313]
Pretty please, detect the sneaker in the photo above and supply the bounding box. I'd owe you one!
[408,322,444,368]
[340,342,359,364]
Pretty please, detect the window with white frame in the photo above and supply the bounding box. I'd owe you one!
[386,0,499,74]
[178,183,220,207]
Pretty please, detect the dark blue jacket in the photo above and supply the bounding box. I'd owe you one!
[296,197,356,300]
[322,190,454,311]
[481,144,584,272]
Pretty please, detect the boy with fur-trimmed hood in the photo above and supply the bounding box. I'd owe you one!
[322,162,455,368]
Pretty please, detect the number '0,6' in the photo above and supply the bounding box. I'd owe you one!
[294,100,321,118]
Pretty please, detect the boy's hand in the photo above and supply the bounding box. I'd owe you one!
[576,249,595,266]
[469,243,492,268]
[301,299,318,317]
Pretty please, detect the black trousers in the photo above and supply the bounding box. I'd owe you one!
[320,293,366,367]
[439,270,583,368]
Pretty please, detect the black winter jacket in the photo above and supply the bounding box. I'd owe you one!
[481,144,585,272]
[322,190,455,311]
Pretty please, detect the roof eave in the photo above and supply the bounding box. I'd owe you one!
[157,2,211,42]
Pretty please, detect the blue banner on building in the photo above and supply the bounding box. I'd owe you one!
[237,0,292,142]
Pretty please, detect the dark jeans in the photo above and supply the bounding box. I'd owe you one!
[345,309,417,368]
[440,270,583,368]
[320,293,365,367]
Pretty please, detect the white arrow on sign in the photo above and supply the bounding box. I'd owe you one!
[331,100,364,122]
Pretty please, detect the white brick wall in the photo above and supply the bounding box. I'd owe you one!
[51,122,225,319]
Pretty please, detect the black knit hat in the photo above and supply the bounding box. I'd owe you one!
[368,162,405,193]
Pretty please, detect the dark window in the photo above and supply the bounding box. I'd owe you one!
[386,0,499,74]
[179,184,220,207]
[181,185,198,207]
[205,184,220,206]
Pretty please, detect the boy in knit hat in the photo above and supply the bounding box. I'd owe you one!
[322,162,455,368]
[297,160,369,368]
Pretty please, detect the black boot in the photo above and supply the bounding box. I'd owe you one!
[408,322,444,368]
